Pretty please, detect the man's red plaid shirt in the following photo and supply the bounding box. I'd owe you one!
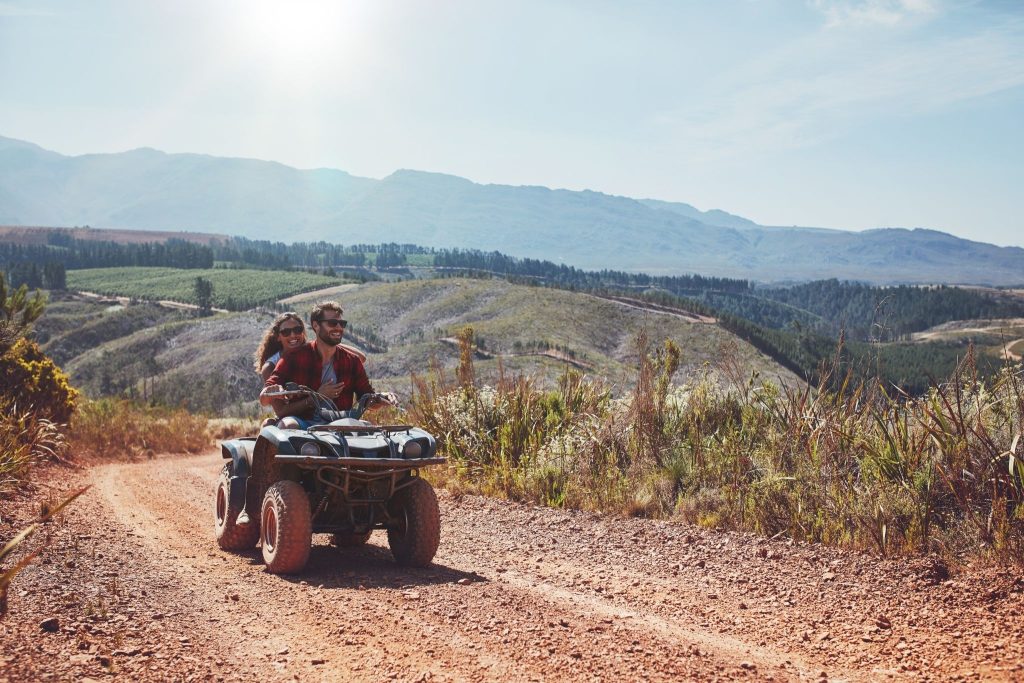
[265,341,373,410]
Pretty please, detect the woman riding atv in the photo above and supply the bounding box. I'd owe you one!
[259,301,386,429]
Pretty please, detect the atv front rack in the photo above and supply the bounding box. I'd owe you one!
[309,424,414,434]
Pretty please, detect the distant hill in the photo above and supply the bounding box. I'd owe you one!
[35,279,796,414]
[3,134,1023,285]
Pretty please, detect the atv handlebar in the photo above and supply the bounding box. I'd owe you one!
[263,385,398,419]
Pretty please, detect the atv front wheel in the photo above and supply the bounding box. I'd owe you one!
[332,530,372,547]
[214,463,259,550]
[387,478,440,567]
[260,481,312,574]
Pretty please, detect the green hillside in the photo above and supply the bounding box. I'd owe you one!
[41,278,797,415]
[66,267,343,310]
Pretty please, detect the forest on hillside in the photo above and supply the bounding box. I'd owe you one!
[3,228,1021,395]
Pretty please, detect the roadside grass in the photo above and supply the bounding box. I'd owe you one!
[409,331,1024,562]
[68,398,212,460]
[0,399,65,496]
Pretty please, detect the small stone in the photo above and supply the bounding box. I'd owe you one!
[277,647,289,655]
[403,591,421,600]
[456,578,471,585]
[312,658,326,665]
[40,617,60,632]
[695,560,706,569]
[816,632,831,642]
[875,615,892,629]
[822,572,836,581]
[739,601,748,609]
[740,661,755,670]
[229,594,239,602]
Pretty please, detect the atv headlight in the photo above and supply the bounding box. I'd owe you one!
[401,440,423,458]
[299,442,321,457]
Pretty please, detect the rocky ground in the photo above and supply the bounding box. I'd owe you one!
[2,452,1023,682]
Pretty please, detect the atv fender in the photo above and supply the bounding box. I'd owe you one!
[256,425,300,455]
[233,427,301,524]
[220,438,255,514]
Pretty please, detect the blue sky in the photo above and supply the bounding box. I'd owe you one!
[1,0,1022,246]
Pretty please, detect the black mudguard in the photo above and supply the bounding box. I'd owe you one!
[220,438,255,514]
[222,427,301,521]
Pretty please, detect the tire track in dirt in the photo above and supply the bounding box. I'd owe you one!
[9,452,1022,682]
[86,454,824,681]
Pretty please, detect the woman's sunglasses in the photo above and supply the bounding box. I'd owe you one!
[278,326,305,337]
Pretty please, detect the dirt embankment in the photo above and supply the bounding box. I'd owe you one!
[2,454,1023,682]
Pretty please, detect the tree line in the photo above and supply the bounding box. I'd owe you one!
[697,279,1024,342]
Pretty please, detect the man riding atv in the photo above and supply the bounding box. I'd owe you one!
[217,299,443,574]
[260,300,390,428]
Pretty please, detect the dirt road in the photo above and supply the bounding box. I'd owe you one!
[3,453,1024,682]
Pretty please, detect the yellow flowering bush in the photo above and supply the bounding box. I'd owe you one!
[0,337,78,423]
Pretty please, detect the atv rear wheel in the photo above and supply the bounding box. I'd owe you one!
[260,480,312,574]
[387,478,440,567]
[331,530,372,547]
[214,463,259,551]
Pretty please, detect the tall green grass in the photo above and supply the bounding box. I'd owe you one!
[408,330,1024,561]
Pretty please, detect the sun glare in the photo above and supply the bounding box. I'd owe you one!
[235,0,362,73]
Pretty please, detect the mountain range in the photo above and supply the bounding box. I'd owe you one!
[2,134,1022,286]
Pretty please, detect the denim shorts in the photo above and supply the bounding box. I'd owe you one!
[288,415,328,430]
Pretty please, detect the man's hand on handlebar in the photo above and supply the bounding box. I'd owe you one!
[260,384,307,406]
[361,392,398,412]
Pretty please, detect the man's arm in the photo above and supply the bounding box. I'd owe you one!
[352,357,373,398]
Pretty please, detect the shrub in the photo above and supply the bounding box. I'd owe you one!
[68,398,212,460]
[0,338,78,423]
[407,326,1024,562]
[0,398,65,495]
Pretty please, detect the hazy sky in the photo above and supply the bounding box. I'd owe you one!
[2,0,1022,246]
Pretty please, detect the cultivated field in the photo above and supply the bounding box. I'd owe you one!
[66,267,343,310]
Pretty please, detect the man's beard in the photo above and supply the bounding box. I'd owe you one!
[317,327,341,346]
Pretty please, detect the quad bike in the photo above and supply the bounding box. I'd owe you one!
[214,387,445,574]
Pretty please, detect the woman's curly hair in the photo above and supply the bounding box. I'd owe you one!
[253,312,305,373]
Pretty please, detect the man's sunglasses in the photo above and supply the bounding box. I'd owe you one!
[278,326,305,337]
[317,318,348,329]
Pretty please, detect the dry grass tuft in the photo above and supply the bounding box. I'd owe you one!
[68,398,212,461]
